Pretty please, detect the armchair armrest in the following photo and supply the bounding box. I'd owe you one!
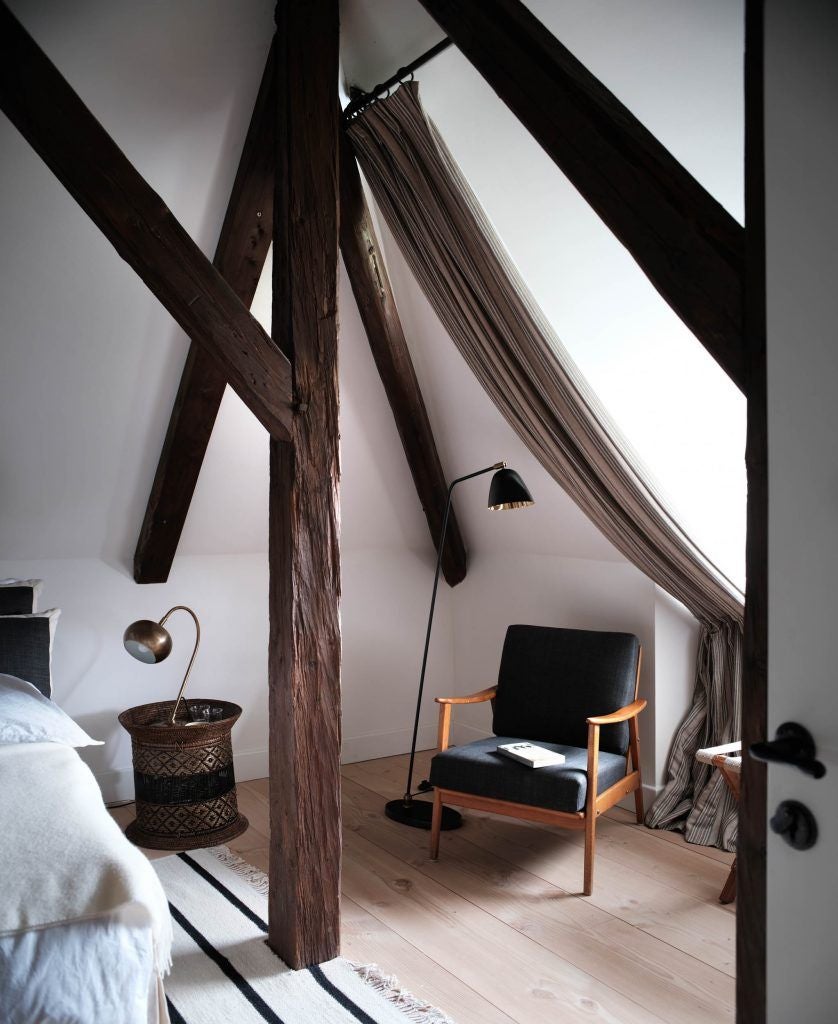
[435,687,497,753]
[587,698,647,726]
[435,687,497,705]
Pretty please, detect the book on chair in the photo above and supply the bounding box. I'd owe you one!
[497,742,566,768]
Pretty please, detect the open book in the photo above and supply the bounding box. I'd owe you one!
[497,742,566,768]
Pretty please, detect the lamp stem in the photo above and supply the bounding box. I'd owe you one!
[159,605,201,724]
[402,462,504,802]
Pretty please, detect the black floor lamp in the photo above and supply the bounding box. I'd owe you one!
[385,461,535,830]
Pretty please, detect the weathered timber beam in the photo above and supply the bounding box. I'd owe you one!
[132,92,467,588]
[417,0,747,393]
[340,135,467,586]
[133,45,277,584]
[268,0,341,969]
[0,4,293,438]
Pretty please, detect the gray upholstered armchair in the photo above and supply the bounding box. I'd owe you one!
[428,625,645,895]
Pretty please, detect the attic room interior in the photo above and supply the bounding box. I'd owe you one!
[1,0,836,1022]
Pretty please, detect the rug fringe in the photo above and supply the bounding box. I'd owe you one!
[349,963,457,1024]
[206,847,456,1023]
[207,845,270,896]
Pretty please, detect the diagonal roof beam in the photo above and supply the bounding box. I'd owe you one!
[132,115,467,588]
[340,134,467,586]
[417,0,746,393]
[0,4,293,439]
[133,45,277,583]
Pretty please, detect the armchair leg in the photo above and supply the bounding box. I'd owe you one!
[584,810,597,896]
[719,857,737,904]
[628,716,644,824]
[634,785,645,825]
[430,790,443,860]
[584,721,600,896]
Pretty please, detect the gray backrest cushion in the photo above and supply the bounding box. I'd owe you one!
[492,625,640,755]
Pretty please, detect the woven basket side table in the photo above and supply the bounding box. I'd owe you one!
[118,699,248,851]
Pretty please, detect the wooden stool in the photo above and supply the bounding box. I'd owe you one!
[696,741,741,904]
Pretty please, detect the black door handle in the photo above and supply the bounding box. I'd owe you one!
[770,800,818,850]
[750,722,826,778]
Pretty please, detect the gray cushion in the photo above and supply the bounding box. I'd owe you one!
[0,580,40,615]
[429,736,628,813]
[0,614,55,698]
[492,625,640,756]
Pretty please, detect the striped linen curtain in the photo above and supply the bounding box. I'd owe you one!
[348,82,743,850]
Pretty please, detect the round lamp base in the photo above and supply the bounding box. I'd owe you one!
[384,798,462,830]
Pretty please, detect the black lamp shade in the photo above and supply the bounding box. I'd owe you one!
[488,468,534,510]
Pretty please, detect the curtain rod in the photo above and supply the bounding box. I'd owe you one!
[342,37,452,124]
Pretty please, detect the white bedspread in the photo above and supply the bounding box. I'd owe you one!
[0,902,168,1024]
[0,741,173,1022]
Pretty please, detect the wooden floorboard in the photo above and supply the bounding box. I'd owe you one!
[113,749,735,1023]
[342,777,734,1022]
[606,805,736,864]
[341,893,518,1024]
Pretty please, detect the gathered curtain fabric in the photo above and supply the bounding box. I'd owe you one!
[348,82,743,850]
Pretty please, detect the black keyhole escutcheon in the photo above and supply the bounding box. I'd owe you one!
[770,799,818,850]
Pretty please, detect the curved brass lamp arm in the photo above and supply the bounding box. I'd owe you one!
[159,605,201,724]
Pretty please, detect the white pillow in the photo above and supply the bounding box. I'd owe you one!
[0,673,103,747]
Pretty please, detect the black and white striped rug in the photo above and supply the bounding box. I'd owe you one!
[154,848,452,1024]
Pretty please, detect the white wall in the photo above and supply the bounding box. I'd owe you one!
[652,588,701,788]
[342,0,747,591]
[340,0,743,795]
[0,546,453,802]
[0,0,455,800]
[0,0,741,804]
[0,556,270,800]
[359,217,664,784]
[0,0,275,561]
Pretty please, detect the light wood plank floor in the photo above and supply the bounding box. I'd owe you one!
[112,749,736,1024]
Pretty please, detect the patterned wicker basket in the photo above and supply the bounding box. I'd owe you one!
[118,699,249,851]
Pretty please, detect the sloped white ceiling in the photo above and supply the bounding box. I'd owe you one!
[0,0,743,584]
[0,0,276,562]
[340,0,747,587]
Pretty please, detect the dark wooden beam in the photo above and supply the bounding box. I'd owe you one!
[268,0,341,969]
[133,81,467,588]
[340,135,467,587]
[417,0,746,393]
[133,46,277,583]
[738,1,766,1018]
[0,3,293,439]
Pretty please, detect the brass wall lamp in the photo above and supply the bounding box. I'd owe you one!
[123,605,201,725]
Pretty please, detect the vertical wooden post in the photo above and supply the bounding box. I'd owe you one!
[738,0,767,1017]
[268,0,341,969]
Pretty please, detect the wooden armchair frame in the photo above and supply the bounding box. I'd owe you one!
[430,652,645,896]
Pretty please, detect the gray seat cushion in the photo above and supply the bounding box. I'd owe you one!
[492,625,640,756]
[429,737,628,813]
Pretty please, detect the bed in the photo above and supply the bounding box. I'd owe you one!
[0,674,172,1024]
